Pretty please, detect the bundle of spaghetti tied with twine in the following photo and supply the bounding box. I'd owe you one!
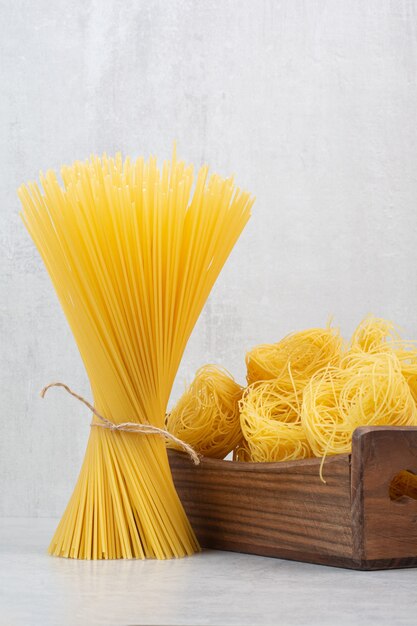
[19,149,253,559]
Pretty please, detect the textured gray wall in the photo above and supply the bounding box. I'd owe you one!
[1,0,417,517]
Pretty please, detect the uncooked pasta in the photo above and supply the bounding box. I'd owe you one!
[246,326,344,387]
[238,317,417,469]
[233,437,252,462]
[349,315,400,354]
[166,365,243,459]
[239,380,311,462]
[240,326,343,462]
[301,353,417,478]
[389,469,417,500]
[18,150,253,559]
[344,315,417,402]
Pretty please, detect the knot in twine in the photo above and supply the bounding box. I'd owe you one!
[40,382,200,465]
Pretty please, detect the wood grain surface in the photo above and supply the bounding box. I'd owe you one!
[169,426,417,570]
[169,450,354,567]
[351,426,417,568]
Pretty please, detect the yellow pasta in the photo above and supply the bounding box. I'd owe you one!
[301,354,417,462]
[341,315,400,369]
[397,350,417,403]
[18,150,253,559]
[240,326,342,462]
[239,317,417,469]
[344,315,417,402]
[233,437,252,462]
[349,314,400,354]
[239,380,311,462]
[166,365,243,459]
[246,326,344,387]
[389,469,417,500]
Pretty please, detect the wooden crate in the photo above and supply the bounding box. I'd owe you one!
[168,426,417,570]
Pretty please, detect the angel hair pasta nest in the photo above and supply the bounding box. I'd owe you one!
[166,365,243,459]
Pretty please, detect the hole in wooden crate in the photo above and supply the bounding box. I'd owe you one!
[389,470,417,501]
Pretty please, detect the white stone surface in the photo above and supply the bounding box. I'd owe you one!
[0,518,417,626]
[1,0,417,517]
[0,517,416,626]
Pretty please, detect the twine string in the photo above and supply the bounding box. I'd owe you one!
[40,382,200,465]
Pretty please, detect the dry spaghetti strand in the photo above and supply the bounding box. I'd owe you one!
[19,150,253,559]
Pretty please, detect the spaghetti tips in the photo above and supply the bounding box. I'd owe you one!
[19,151,253,559]
[166,365,243,459]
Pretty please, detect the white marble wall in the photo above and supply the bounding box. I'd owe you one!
[2,0,417,516]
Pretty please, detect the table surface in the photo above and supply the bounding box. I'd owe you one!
[1,517,417,626]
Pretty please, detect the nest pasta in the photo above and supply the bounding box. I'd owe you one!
[19,150,253,559]
[301,354,417,459]
[163,317,417,471]
[240,326,343,462]
[246,326,344,387]
[238,317,417,468]
[166,365,243,459]
[239,380,311,462]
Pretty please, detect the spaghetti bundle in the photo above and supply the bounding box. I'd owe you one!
[166,365,243,459]
[19,150,253,559]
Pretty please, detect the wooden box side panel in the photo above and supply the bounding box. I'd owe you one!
[351,426,417,564]
[169,451,353,564]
